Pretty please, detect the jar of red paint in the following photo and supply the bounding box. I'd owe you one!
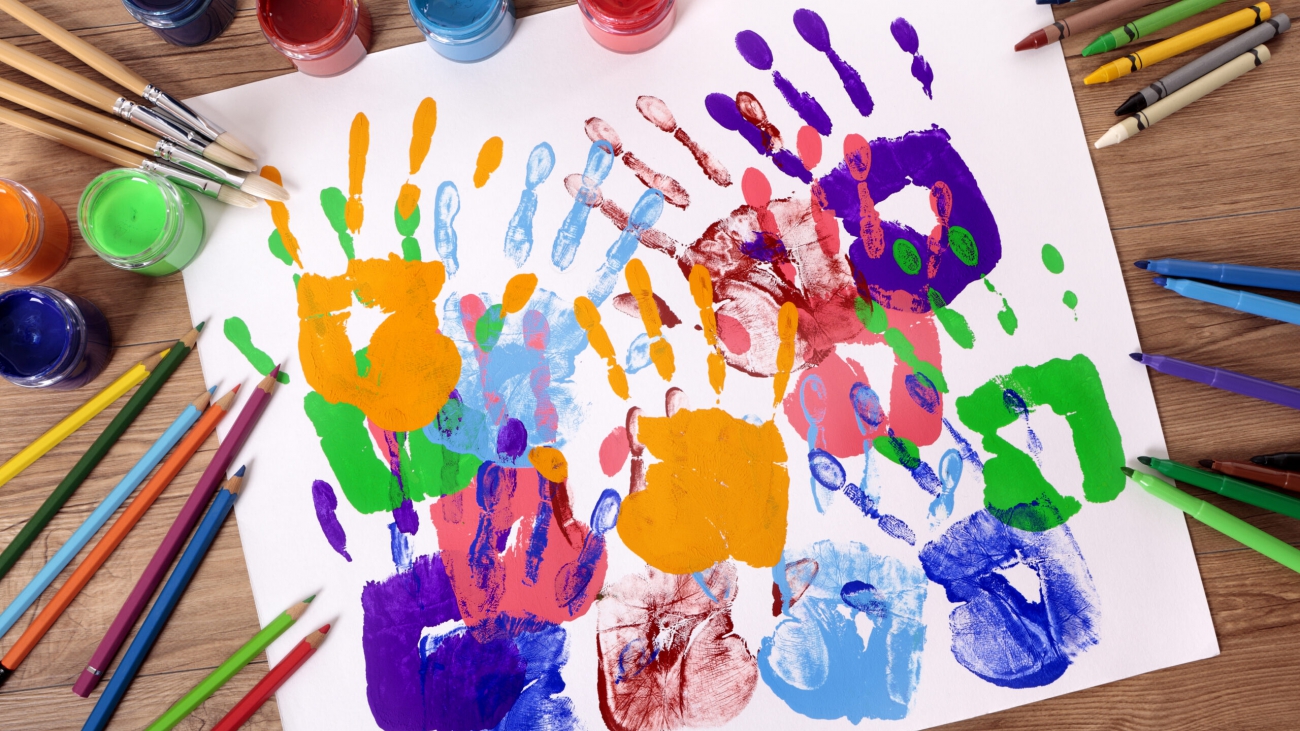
[578,0,675,53]
[258,0,373,77]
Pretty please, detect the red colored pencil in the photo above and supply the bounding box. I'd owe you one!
[211,624,331,731]
[73,366,282,698]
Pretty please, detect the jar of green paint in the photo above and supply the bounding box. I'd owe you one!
[77,168,205,277]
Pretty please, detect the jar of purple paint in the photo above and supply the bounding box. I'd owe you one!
[0,287,113,390]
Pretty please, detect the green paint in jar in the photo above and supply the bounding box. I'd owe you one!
[77,168,205,276]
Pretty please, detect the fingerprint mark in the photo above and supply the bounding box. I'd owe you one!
[553,141,615,270]
[588,190,665,307]
[890,18,935,99]
[636,96,732,187]
[346,113,368,233]
[504,142,555,267]
[260,166,301,267]
[705,93,811,184]
[625,258,675,382]
[734,29,832,135]
[793,8,874,117]
[773,301,798,406]
[690,265,727,396]
[473,136,504,188]
[844,134,885,258]
[587,117,690,209]
[434,181,460,275]
[575,296,629,399]
[563,174,679,257]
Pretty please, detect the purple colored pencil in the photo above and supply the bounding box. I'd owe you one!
[72,367,281,698]
[1131,353,1300,410]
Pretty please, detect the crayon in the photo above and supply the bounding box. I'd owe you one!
[1154,275,1300,327]
[1130,352,1300,411]
[1083,0,1233,55]
[1135,256,1300,292]
[1084,4,1271,84]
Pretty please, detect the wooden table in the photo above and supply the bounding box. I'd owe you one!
[1,0,1297,728]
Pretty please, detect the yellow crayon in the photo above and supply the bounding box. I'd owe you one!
[1085,3,1271,84]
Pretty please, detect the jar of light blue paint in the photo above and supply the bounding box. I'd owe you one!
[121,0,236,47]
[408,0,516,62]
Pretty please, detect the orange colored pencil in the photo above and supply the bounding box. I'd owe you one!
[0,385,239,682]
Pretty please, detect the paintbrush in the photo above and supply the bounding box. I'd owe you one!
[0,75,287,201]
[0,105,257,208]
[0,0,255,160]
[0,37,255,173]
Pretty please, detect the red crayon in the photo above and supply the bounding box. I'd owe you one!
[1203,459,1300,495]
[211,624,331,731]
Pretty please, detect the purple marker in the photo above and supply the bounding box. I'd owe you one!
[1131,352,1300,411]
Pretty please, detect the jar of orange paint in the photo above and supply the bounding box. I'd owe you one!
[0,179,71,285]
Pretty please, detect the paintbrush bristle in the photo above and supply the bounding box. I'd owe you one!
[239,173,289,202]
[215,132,257,160]
[217,185,260,208]
[204,144,256,172]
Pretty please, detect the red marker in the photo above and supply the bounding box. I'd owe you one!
[211,624,331,731]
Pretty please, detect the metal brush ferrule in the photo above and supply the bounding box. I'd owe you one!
[140,159,225,200]
[143,85,223,141]
[154,139,246,187]
[116,99,209,154]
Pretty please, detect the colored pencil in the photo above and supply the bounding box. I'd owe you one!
[80,470,245,731]
[1154,275,1300,326]
[1116,14,1289,114]
[144,595,315,731]
[1124,467,1300,573]
[1083,0,1233,55]
[0,389,210,643]
[0,325,201,582]
[1016,0,1159,51]
[1131,352,1300,411]
[1203,460,1300,495]
[74,366,281,697]
[1252,453,1300,471]
[1135,256,1300,292]
[0,387,238,685]
[1084,3,1271,84]
[1140,456,1300,520]
[0,351,161,489]
[1095,46,1269,148]
[210,624,332,731]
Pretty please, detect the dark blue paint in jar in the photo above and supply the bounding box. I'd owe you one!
[121,0,237,47]
[0,287,112,390]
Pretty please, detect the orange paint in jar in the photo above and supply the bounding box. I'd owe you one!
[0,179,71,285]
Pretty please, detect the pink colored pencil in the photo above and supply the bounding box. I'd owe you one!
[73,367,281,698]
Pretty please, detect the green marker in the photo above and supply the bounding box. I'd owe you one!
[1124,467,1300,574]
[1139,456,1300,521]
[1083,0,1233,56]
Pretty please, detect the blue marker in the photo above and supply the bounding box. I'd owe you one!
[1154,276,1300,327]
[1138,259,1300,292]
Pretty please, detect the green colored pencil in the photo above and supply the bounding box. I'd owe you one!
[144,595,314,731]
[1083,0,1233,56]
[0,324,201,582]
[1139,455,1300,521]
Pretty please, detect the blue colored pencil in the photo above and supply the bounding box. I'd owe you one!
[0,389,211,639]
[80,468,244,731]
[1154,277,1300,327]
[1138,259,1300,292]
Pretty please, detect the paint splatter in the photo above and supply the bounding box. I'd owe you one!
[599,426,630,476]
[589,190,665,307]
[982,277,1018,336]
[636,95,732,187]
[597,563,758,731]
[1063,290,1078,313]
[956,355,1124,531]
[586,117,690,209]
[920,510,1101,688]
[625,259,675,382]
[311,479,351,561]
[1041,243,1064,274]
[612,292,681,329]
[347,112,368,232]
[793,8,873,117]
[260,166,300,267]
[735,30,832,135]
[474,136,504,188]
[223,317,289,384]
[890,18,935,99]
[760,541,927,721]
[927,288,975,349]
[553,141,614,270]
[504,142,555,267]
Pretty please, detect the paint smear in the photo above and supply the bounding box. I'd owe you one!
[1041,243,1064,274]
[599,426,630,476]
[472,136,504,188]
[612,292,681,329]
[773,302,798,406]
[553,141,615,270]
[625,259,675,382]
[575,296,629,399]
[223,316,289,383]
[735,29,832,135]
[505,142,556,267]
[260,166,301,267]
[927,288,975,349]
[890,18,935,99]
[346,112,368,233]
[1064,290,1078,313]
[409,97,437,175]
[793,8,874,117]
[690,264,727,396]
[311,479,351,561]
[636,95,732,187]
[588,190,665,307]
[433,181,460,275]
[982,277,1018,336]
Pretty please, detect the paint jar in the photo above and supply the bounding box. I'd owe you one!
[0,179,71,286]
[258,0,374,78]
[408,0,515,62]
[578,0,675,53]
[120,0,237,47]
[0,286,113,390]
[78,169,205,278]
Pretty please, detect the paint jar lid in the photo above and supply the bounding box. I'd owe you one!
[0,286,88,388]
[579,0,673,35]
[121,0,218,28]
[409,0,513,44]
[0,179,45,277]
[78,169,191,271]
[259,0,363,59]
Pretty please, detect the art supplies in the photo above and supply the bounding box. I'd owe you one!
[0,324,198,578]
[1095,46,1268,148]
[144,595,314,731]
[1124,467,1300,573]
[578,0,676,52]
[1136,256,1300,292]
[409,0,515,61]
[210,624,331,731]
[1083,0,1233,55]
[0,0,255,159]
[1131,352,1300,410]
[80,470,245,731]
[0,389,209,643]
[257,0,373,77]
[121,0,237,47]
[0,178,69,285]
[75,367,280,697]
[1115,14,1289,114]
[1016,0,1159,51]
[1140,456,1300,521]
[78,169,206,276]
[1252,453,1300,471]
[1153,275,1300,326]
[0,287,112,390]
[1203,459,1300,494]
[1084,3,1271,84]
[0,387,237,687]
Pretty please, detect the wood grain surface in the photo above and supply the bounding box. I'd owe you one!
[0,0,1298,728]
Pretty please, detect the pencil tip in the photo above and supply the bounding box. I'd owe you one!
[1199,459,1214,468]
[304,594,317,603]
[321,623,332,634]
[1129,353,1143,362]
[1137,456,1152,466]
[234,465,247,477]
[208,386,217,395]
[231,383,242,393]
[270,364,282,377]
[1121,466,1135,477]
[195,321,206,332]
[1134,260,1149,270]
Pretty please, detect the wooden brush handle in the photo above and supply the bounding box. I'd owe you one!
[0,105,143,168]
[0,38,120,112]
[0,0,150,95]
[0,75,157,154]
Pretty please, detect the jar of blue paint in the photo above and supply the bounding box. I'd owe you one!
[121,0,237,47]
[0,287,113,390]
[408,0,516,62]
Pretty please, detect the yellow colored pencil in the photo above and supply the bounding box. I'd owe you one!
[0,349,167,488]
[1085,3,1272,84]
